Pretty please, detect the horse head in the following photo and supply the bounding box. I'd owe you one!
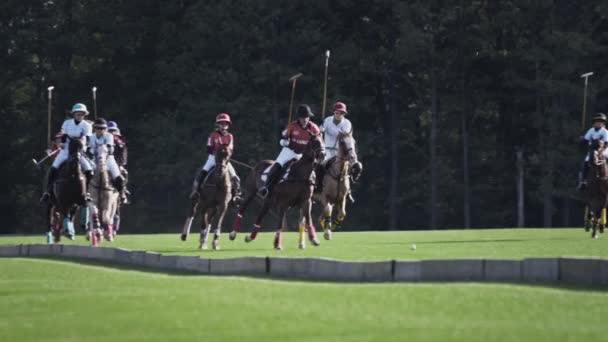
[590,139,606,166]
[337,131,358,164]
[305,133,326,164]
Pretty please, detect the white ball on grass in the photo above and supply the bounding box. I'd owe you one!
[410,244,416,251]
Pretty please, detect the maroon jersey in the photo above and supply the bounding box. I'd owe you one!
[207,130,234,155]
[283,121,321,154]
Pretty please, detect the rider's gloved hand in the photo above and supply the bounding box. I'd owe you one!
[280,139,289,147]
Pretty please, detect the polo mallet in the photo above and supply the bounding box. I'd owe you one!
[581,72,594,129]
[47,86,54,145]
[321,50,331,120]
[287,73,303,125]
[32,149,60,169]
[92,86,98,119]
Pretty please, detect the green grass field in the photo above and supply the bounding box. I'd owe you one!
[2,229,608,341]
[1,228,608,260]
[1,257,607,342]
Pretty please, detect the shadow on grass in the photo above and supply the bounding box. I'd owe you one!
[4,256,608,293]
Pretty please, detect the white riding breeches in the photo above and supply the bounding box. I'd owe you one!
[324,148,338,162]
[52,149,93,172]
[200,155,237,178]
[91,155,121,179]
[275,147,302,167]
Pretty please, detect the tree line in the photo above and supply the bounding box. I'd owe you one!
[2,0,608,233]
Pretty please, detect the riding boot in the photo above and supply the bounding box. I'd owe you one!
[231,176,242,206]
[113,176,128,204]
[578,162,589,191]
[259,163,282,197]
[40,167,58,203]
[189,169,208,200]
[83,170,93,202]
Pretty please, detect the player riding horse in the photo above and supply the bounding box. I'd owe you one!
[181,143,233,250]
[585,139,608,238]
[314,131,359,240]
[88,144,119,244]
[230,134,326,250]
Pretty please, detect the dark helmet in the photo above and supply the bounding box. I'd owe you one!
[107,121,119,131]
[592,113,607,122]
[296,104,314,118]
[93,118,108,129]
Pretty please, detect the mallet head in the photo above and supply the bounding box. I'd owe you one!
[289,73,303,82]
[581,72,594,79]
[47,86,54,92]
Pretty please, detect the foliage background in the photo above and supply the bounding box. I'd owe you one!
[2,0,608,233]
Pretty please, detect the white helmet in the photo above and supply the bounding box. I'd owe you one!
[71,103,89,115]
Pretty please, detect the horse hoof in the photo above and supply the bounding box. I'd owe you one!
[298,242,305,249]
[311,238,320,246]
[85,232,91,241]
[180,233,188,242]
[229,231,237,241]
[245,236,253,243]
[324,230,332,240]
[69,234,75,241]
[199,243,207,250]
[212,242,220,250]
[274,245,283,251]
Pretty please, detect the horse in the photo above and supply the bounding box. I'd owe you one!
[49,139,86,243]
[230,134,326,250]
[584,139,608,238]
[180,143,233,250]
[88,144,119,245]
[314,131,359,240]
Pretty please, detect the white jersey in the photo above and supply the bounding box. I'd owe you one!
[61,119,92,150]
[321,116,352,151]
[584,127,608,144]
[88,132,114,156]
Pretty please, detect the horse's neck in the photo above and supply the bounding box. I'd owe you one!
[291,156,315,179]
[212,163,230,186]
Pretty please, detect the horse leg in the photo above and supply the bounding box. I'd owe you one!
[304,198,320,246]
[321,199,333,241]
[52,209,62,243]
[298,216,306,249]
[88,204,102,244]
[230,192,256,240]
[245,200,271,243]
[333,197,347,231]
[45,204,54,244]
[584,206,591,232]
[601,208,606,234]
[181,200,199,241]
[212,204,228,250]
[66,207,76,240]
[272,207,287,250]
[79,205,89,234]
[199,208,214,250]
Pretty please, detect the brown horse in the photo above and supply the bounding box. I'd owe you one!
[585,139,608,238]
[314,132,359,240]
[181,144,233,250]
[229,134,325,250]
[50,140,86,243]
[88,144,119,245]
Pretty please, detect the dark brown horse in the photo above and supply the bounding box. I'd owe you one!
[230,134,325,250]
[585,139,608,238]
[49,140,87,243]
[314,131,358,240]
[181,143,233,250]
